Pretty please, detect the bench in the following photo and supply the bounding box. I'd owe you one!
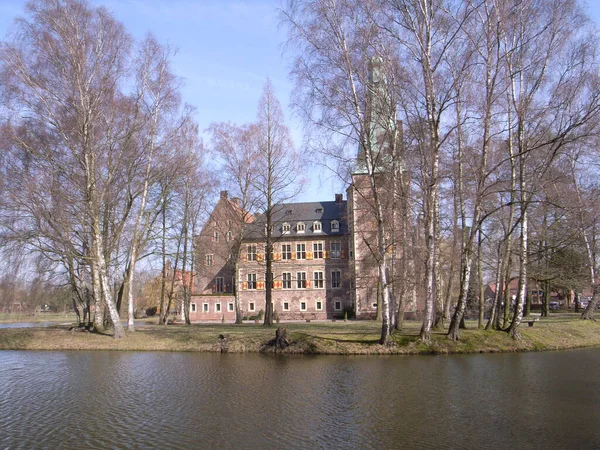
[522,314,541,327]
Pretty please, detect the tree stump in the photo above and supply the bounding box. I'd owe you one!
[218,334,230,353]
[275,327,289,349]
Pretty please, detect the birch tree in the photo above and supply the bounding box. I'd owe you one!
[381,0,470,342]
[0,0,193,338]
[281,0,401,344]
[498,0,600,338]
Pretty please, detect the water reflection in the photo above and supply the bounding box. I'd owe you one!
[1,349,600,449]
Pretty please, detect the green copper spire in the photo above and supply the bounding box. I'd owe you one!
[355,55,396,174]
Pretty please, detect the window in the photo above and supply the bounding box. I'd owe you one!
[203,303,209,313]
[283,302,289,311]
[249,302,255,312]
[331,220,340,232]
[227,220,232,227]
[297,272,306,289]
[296,243,306,259]
[281,244,292,260]
[282,272,292,289]
[331,270,341,289]
[205,254,214,266]
[247,244,257,261]
[372,303,378,309]
[228,303,234,312]
[300,301,307,311]
[191,303,197,313]
[334,301,342,311]
[226,231,233,241]
[316,301,323,311]
[313,242,323,259]
[215,303,222,313]
[297,222,305,233]
[313,271,324,289]
[247,273,257,290]
[216,277,224,293]
[282,222,291,234]
[213,231,219,242]
[313,221,322,232]
[331,242,341,259]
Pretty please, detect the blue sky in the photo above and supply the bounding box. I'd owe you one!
[1,0,599,203]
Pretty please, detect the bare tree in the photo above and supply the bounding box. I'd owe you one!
[0,0,194,338]
[253,80,300,326]
[497,0,600,338]
[281,0,401,343]
[207,122,260,324]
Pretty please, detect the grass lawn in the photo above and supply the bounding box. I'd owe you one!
[1,312,600,354]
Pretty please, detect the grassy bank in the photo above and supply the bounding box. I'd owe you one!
[1,313,600,354]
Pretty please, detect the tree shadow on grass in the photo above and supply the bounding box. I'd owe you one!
[294,331,381,345]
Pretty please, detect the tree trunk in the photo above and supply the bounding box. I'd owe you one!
[478,229,485,329]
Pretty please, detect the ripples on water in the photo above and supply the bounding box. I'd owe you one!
[1,349,600,449]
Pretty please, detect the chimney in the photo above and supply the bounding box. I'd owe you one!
[335,193,343,203]
[220,190,228,200]
[230,197,241,207]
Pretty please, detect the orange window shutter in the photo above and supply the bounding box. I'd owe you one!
[241,254,247,262]
[323,250,328,258]
[306,280,311,288]
[291,252,296,260]
[242,282,247,290]
[341,250,346,258]
[307,251,313,259]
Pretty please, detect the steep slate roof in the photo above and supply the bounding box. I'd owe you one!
[243,200,347,240]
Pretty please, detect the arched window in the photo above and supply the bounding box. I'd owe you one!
[313,221,322,232]
[282,222,291,234]
[297,222,305,233]
[331,220,340,232]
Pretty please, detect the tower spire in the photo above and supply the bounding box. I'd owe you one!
[355,55,396,174]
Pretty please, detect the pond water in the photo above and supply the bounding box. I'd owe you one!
[1,349,599,449]
[0,322,64,329]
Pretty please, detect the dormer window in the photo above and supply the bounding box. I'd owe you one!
[331,220,340,232]
[297,222,305,233]
[282,222,291,234]
[313,221,322,232]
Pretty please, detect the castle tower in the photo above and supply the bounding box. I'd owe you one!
[348,56,402,319]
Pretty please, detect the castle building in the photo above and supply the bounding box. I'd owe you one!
[190,192,357,321]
